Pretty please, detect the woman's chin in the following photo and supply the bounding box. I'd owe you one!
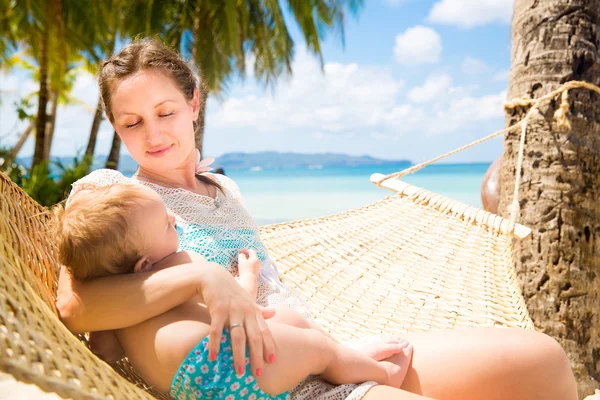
[138,159,187,174]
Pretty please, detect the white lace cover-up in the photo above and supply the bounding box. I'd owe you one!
[70,169,378,400]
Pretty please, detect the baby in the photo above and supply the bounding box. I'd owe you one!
[55,184,413,399]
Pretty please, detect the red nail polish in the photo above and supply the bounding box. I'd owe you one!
[237,365,244,375]
[269,353,276,363]
[209,352,216,361]
[256,368,263,377]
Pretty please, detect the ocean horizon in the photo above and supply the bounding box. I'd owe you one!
[126,163,490,226]
[19,154,491,225]
[118,163,490,225]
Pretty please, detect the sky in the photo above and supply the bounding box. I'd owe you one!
[0,0,514,163]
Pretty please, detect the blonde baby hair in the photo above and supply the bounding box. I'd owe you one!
[54,184,155,281]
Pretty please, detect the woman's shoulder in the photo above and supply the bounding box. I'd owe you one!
[207,173,242,198]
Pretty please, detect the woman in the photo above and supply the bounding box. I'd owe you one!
[57,38,577,400]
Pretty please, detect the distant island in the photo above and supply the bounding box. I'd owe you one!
[18,152,412,173]
[213,152,411,171]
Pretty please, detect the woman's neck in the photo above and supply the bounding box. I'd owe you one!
[136,164,198,191]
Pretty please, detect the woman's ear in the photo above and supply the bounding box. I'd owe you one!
[191,88,201,119]
[133,256,153,274]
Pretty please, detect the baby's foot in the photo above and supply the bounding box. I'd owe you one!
[379,342,414,388]
[362,338,412,361]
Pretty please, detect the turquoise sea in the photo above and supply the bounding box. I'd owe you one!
[222,163,490,226]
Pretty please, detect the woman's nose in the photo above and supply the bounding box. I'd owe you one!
[144,119,163,143]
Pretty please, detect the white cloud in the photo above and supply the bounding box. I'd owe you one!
[211,52,404,135]
[436,90,506,132]
[394,26,442,65]
[407,72,452,103]
[210,51,506,145]
[494,69,510,81]
[428,0,513,29]
[461,57,489,75]
[379,85,505,137]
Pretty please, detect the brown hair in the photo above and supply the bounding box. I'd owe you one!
[99,37,221,192]
[53,185,154,281]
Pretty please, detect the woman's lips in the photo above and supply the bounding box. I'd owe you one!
[147,144,174,157]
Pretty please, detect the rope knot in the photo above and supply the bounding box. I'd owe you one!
[553,90,571,132]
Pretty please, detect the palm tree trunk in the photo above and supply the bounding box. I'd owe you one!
[43,90,59,161]
[499,1,600,397]
[105,131,121,170]
[194,78,208,157]
[85,96,103,159]
[191,13,208,158]
[32,31,49,169]
[9,122,33,159]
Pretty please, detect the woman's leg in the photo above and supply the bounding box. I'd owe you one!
[361,327,577,400]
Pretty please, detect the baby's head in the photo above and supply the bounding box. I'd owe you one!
[54,184,179,281]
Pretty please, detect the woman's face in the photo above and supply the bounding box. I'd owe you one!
[109,69,199,173]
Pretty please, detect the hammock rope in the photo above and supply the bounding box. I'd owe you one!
[373,80,600,226]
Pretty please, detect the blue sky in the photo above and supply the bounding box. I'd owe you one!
[0,0,514,163]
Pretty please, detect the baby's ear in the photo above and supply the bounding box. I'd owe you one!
[133,256,153,273]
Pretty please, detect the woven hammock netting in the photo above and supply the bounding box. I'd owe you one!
[0,80,595,399]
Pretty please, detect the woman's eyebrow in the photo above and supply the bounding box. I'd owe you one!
[117,100,175,117]
[154,100,175,108]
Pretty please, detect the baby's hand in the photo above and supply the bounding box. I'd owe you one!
[238,249,261,277]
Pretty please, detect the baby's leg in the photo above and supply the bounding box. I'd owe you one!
[256,322,413,395]
[269,305,412,361]
[270,305,341,345]
[269,305,313,329]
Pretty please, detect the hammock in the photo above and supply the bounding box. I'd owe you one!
[0,81,593,399]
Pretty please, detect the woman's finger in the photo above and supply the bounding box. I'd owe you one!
[256,309,276,364]
[244,313,265,377]
[208,305,226,362]
[229,316,247,376]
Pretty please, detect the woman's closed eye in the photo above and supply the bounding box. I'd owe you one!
[125,112,172,128]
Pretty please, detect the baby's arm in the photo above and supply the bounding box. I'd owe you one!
[237,250,260,299]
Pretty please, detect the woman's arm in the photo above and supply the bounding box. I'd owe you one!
[56,251,205,333]
[56,251,277,375]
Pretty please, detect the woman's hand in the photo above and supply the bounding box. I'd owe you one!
[199,263,276,378]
